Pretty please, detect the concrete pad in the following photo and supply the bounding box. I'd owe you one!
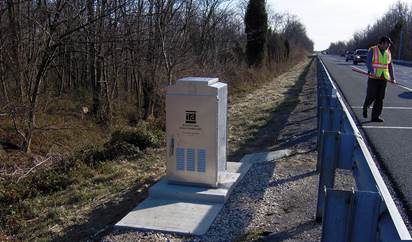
[240,149,292,164]
[149,162,252,203]
[115,161,252,235]
[149,174,238,203]
[116,197,223,235]
[227,160,253,176]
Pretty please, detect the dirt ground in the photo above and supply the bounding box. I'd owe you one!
[101,56,332,241]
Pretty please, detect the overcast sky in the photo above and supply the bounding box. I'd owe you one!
[267,0,406,50]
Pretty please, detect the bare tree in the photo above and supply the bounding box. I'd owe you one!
[328,1,412,60]
[0,0,313,153]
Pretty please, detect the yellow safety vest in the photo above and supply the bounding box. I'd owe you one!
[369,45,391,80]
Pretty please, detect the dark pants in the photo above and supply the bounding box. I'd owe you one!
[363,78,387,119]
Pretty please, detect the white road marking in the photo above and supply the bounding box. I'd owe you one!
[352,106,412,110]
[396,84,412,92]
[362,126,412,130]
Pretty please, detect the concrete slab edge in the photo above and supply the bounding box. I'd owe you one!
[240,149,292,164]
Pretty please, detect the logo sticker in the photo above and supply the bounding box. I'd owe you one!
[185,111,197,124]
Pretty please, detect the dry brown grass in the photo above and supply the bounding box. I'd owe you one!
[0,107,166,241]
[0,56,312,241]
[227,58,311,157]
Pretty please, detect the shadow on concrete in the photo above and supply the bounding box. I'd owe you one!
[201,58,316,241]
[191,58,317,241]
[55,58,317,242]
[102,162,281,241]
[399,91,412,99]
[201,161,278,241]
[257,220,319,242]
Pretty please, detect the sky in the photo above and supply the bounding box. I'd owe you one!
[267,0,406,50]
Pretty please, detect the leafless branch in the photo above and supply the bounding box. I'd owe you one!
[17,155,53,182]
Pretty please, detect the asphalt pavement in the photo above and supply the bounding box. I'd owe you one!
[320,54,412,216]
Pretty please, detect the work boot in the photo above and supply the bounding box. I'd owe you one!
[362,108,368,118]
[371,117,384,122]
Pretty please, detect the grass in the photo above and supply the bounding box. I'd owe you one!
[233,228,271,242]
[0,55,310,241]
[227,59,312,157]
[1,151,166,241]
[0,116,166,241]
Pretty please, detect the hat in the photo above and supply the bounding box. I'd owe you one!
[379,36,393,45]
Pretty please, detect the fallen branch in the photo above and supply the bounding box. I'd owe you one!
[34,125,85,131]
[17,156,52,182]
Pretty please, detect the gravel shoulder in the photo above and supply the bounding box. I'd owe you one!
[103,57,327,242]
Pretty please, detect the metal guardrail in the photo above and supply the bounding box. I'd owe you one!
[393,59,412,67]
[316,56,412,242]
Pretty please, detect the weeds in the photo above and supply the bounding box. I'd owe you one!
[0,122,165,241]
[233,228,270,242]
[0,55,309,241]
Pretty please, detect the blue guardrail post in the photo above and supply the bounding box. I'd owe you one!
[316,56,412,242]
[322,189,381,242]
[316,131,339,220]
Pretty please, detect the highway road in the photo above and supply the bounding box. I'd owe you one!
[320,54,412,216]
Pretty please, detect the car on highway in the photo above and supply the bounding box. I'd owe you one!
[353,49,368,65]
[345,51,354,62]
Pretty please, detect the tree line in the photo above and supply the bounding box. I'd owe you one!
[0,0,313,153]
[328,1,412,60]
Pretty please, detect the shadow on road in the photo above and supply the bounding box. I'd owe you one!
[360,120,373,124]
[399,91,412,99]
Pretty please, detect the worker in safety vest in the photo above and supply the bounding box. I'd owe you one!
[362,36,396,122]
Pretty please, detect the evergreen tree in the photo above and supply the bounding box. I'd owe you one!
[245,0,268,67]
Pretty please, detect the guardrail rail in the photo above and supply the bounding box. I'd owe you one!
[393,59,412,67]
[316,56,412,242]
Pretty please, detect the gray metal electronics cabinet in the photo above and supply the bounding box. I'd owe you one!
[166,77,227,187]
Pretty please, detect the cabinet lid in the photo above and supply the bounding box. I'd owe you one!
[177,77,219,86]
